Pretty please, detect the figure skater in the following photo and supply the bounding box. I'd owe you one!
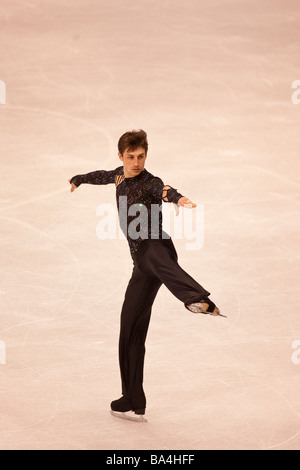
[69,129,222,422]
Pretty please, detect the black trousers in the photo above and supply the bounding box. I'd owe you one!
[118,238,210,410]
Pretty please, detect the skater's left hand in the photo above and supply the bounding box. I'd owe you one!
[177,197,197,208]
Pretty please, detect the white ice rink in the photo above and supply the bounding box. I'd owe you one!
[0,0,300,450]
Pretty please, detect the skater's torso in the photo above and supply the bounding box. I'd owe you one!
[115,167,168,255]
[70,166,182,256]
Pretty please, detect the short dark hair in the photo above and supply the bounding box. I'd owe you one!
[118,129,148,156]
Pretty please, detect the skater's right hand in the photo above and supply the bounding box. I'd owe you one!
[69,179,78,192]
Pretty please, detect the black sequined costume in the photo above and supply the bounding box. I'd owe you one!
[70,166,211,413]
[70,166,183,256]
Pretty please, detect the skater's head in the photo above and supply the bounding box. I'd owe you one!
[118,129,148,156]
[118,129,148,178]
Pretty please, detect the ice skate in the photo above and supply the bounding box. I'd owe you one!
[186,298,226,317]
[110,396,147,422]
[110,410,147,422]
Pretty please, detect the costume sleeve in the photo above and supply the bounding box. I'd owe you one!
[148,176,184,204]
[70,168,119,187]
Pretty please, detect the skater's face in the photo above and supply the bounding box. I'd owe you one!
[118,147,147,178]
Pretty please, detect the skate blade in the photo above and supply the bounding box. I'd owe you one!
[110,410,147,422]
[210,310,227,318]
[190,303,227,317]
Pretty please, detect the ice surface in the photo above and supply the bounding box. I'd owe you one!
[0,0,300,450]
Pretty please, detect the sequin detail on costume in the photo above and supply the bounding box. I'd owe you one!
[70,166,183,256]
[115,174,125,187]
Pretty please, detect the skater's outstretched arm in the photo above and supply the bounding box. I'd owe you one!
[68,167,123,192]
[150,180,197,208]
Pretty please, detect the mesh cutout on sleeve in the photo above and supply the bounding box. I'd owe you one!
[162,185,171,202]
